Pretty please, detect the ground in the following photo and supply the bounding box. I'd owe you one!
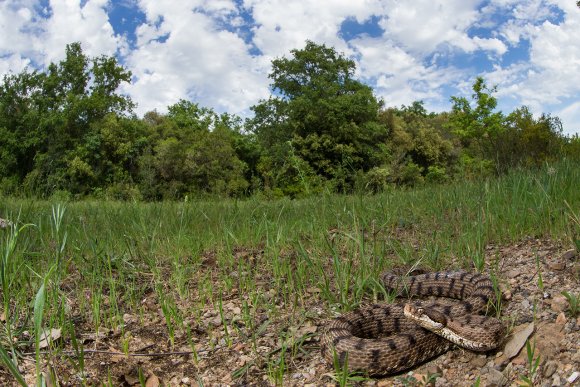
[1,237,579,386]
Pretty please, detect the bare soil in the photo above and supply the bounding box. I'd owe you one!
[1,237,579,386]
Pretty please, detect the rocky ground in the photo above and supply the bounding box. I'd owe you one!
[1,237,579,386]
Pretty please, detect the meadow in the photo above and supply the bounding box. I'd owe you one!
[1,159,579,385]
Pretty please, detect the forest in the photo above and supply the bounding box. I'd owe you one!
[1,41,578,200]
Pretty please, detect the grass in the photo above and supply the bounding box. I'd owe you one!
[0,159,579,383]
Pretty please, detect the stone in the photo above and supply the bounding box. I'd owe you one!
[550,295,569,313]
[470,355,488,368]
[568,371,579,384]
[555,312,567,325]
[521,299,530,309]
[486,368,508,386]
[547,261,566,271]
[560,249,577,260]
[543,360,558,378]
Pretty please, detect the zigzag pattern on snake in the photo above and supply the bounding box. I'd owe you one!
[320,271,505,375]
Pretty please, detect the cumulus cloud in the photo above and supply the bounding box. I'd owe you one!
[0,0,123,70]
[125,0,270,115]
[0,0,578,134]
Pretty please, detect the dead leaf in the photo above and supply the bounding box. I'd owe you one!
[38,328,62,349]
[504,322,534,359]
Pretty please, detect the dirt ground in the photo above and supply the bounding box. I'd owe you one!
[1,237,579,386]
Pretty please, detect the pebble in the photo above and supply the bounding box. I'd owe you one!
[550,295,569,313]
[555,312,567,325]
[560,249,577,260]
[543,360,558,378]
[568,371,579,383]
[470,355,487,368]
[547,261,566,271]
[521,299,530,309]
[486,368,508,386]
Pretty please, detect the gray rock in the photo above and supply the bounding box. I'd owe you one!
[560,249,577,261]
[543,360,558,378]
[470,355,488,368]
[486,368,508,386]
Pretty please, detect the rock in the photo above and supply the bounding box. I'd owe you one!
[521,299,530,309]
[425,365,442,376]
[547,261,566,271]
[486,368,508,386]
[503,322,534,359]
[560,249,577,260]
[550,295,568,313]
[568,371,579,383]
[470,355,488,368]
[552,374,561,386]
[543,360,558,378]
[145,374,160,387]
[555,312,567,325]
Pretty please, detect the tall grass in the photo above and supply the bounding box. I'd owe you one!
[0,159,579,382]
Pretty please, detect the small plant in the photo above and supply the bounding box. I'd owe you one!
[267,336,287,386]
[217,294,232,347]
[488,269,503,318]
[534,252,544,291]
[561,291,579,317]
[397,371,440,387]
[517,339,540,386]
[330,349,368,387]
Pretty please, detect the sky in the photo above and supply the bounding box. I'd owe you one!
[1,0,579,135]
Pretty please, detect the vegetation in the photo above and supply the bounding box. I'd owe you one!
[0,159,579,383]
[1,41,578,200]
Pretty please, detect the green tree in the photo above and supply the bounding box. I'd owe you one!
[248,41,386,194]
[0,42,134,196]
[448,77,505,174]
[137,100,250,199]
[500,106,563,167]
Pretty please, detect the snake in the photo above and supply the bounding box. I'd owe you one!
[320,270,506,375]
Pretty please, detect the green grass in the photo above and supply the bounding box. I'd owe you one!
[0,159,579,383]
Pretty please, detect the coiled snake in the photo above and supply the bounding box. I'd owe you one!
[320,271,505,375]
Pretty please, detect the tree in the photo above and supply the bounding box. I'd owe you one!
[137,100,250,199]
[448,77,505,174]
[248,41,386,194]
[0,42,135,196]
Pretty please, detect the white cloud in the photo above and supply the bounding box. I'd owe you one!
[125,0,270,115]
[0,0,578,134]
[352,36,460,109]
[245,0,384,59]
[378,0,483,54]
[0,0,123,70]
[485,2,580,123]
[556,101,580,137]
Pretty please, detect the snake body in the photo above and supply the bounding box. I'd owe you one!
[320,271,505,375]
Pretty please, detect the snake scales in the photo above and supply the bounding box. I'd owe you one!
[321,271,505,375]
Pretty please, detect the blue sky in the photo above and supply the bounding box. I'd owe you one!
[1,0,579,135]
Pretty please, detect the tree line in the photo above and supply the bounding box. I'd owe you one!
[0,41,578,200]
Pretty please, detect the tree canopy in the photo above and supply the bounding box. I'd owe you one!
[0,41,577,200]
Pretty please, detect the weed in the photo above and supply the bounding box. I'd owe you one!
[561,291,579,317]
[517,339,541,386]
